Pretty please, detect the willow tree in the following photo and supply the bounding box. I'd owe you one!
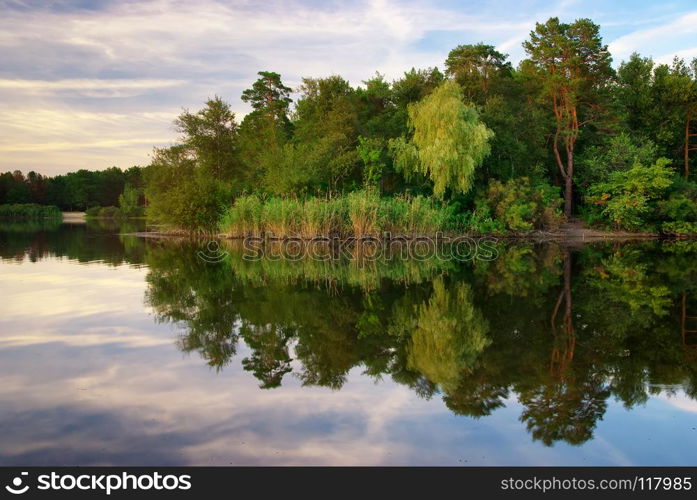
[389,79,493,199]
[523,17,613,218]
[405,279,490,393]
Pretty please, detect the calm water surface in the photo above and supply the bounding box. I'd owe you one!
[1,219,697,465]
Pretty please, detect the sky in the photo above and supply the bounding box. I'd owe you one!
[1,0,696,176]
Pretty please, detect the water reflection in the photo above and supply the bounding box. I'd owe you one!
[2,222,697,464]
[0,219,147,265]
[141,238,697,448]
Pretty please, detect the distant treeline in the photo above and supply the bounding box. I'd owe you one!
[0,166,144,212]
[0,203,62,219]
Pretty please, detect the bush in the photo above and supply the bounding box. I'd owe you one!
[474,177,563,232]
[118,184,144,217]
[585,158,674,231]
[662,221,697,236]
[98,206,122,218]
[658,194,697,222]
[0,203,62,219]
[144,147,229,233]
[85,206,101,217]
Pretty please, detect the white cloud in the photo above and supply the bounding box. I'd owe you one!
[0,0,695,174]
[608,11,697,62]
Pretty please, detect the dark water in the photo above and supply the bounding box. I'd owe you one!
[1,220,697,465]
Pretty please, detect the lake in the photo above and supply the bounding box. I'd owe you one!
[1,219,697,465]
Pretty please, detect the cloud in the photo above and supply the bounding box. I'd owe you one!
[0,0,695,174]
[0,78,187,98]
[608,11,697,62]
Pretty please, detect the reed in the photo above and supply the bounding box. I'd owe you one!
[220,190,453,239]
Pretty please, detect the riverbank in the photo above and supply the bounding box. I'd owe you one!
[128,222,684,243]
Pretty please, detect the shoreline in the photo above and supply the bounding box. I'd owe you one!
[124,228,690,243]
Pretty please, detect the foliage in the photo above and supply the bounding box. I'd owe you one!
[662,221,697,235]
[445,43,511,101]
[0,203,62,218]
[9,16,697,236]
[144,146,227,233]
[586,158,674,230]
[474,177,563,232]
[174,96,239,182]
[522,17,614,217]
[220,190,452,238]
[577,133,659,186]
[390,80,493,199]
[356,136,385,188]
[118,184,144,217]
[0,167,144,211]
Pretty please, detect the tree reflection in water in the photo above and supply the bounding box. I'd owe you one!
[142,238,697,447]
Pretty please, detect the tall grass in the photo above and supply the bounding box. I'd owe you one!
[219,194,264,237]
[346,189,381,238]
[220,191,453,239]
[0,204,62,219]
[301,197,348,238]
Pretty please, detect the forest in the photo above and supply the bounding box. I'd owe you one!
[2,17,696,235]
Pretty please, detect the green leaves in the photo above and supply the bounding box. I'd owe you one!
[586,158,674,230]
[390,79,494,199]
[476,177,563,232]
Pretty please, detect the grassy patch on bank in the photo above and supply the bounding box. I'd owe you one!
[220,190,455,239]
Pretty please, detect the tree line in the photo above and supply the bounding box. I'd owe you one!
[3,17,697,234]
[0,166,144,211]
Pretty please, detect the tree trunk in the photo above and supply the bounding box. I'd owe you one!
[564,174,573,219]
[687,113,691,180]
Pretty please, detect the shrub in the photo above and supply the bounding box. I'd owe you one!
[658,194,697,222]
[85,206,101,217]
[475,177,563,232]
[585,158,674,231]
[144,147,228,233]
[98,206,122,218]
[118,184,144,217]
[662,221,697,236]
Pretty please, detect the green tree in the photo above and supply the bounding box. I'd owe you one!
[143,146,226,232]
[118,183,142,217]
[175,96,239,182]
[389,79,493,198]
[523,17,614,217]
[445,43,511,102]
[241,70,293,122]
[238,72,294,191]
